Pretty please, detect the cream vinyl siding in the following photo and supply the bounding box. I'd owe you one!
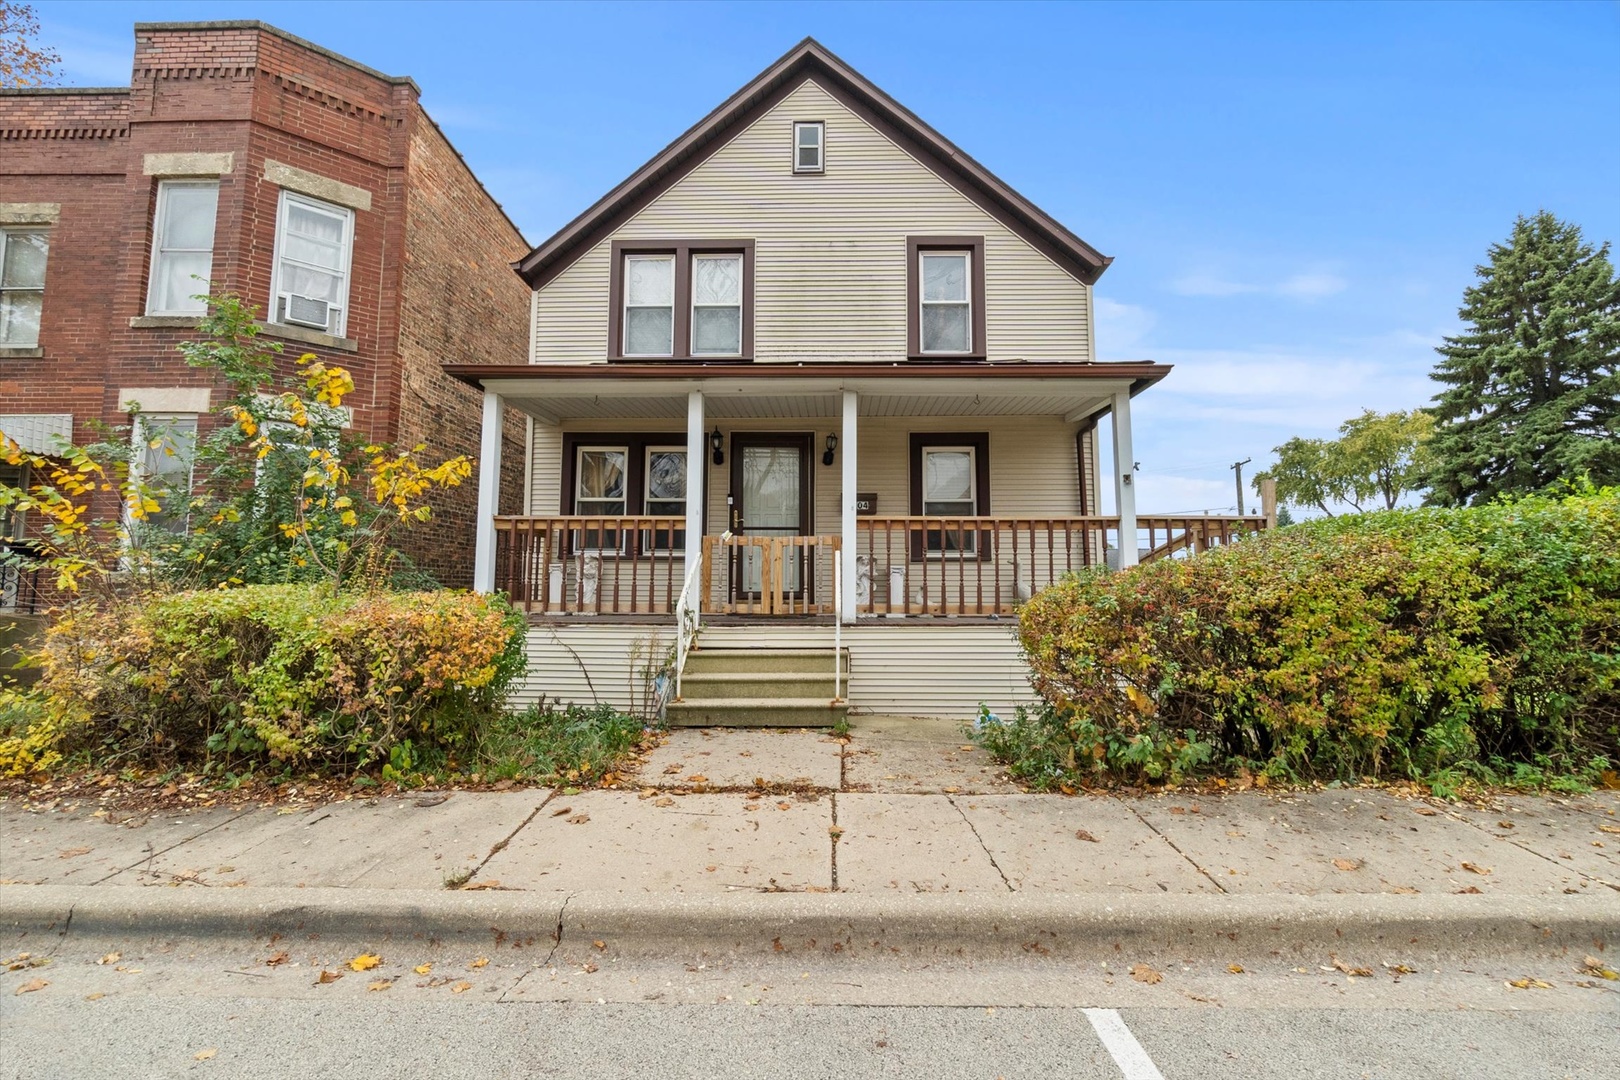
[533,79,1092,364]
[518,622,1035,719]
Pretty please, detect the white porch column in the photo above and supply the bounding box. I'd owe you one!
[840,389,859,622]
[472,390,504,593]
[683,390,706,615]
[1110,389,1138,568]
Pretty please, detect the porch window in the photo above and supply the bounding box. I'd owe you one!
[609,241,754,360]
[909,432,991,560]
[574,445,627,551]
[691,255,742,356]
[906,237,986,359]
[643,447,687,550]
[623,255,675,356]
[146,181,218,316]
[0,229,48,346]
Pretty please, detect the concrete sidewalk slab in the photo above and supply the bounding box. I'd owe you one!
[952,795,1221,893]
[0,806,247,886]
[98,792,547,890]
[638,729,842,790]
[843,715,1019,794]
[1445,799,1620,889]
[477,790,832,893]
[834,793,1008,892]
[1136,790,1595,895]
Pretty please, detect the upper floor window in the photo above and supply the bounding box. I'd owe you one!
[271,191,354,337]
[907,236,986,359]
[609,241,754,361]
[793,121,824,173]
[0,230,48,346]
[146,182,219,316]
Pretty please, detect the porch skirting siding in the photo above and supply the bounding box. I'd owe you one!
[514,622,1037,720]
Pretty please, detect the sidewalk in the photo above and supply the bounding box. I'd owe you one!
[3,719,1617,961]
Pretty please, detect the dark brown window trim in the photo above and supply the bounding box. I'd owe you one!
[791,119,825,174]
[606,239,755,362]
[908,432,991,561]
[906,236,986,360]
[560,432,700,553]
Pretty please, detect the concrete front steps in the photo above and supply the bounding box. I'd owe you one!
[667,647,850,727]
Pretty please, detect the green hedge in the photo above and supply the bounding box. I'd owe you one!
[17,584,527,775]
[1004,489,1619,789]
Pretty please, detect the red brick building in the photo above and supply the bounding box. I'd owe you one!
[0,20,528,587]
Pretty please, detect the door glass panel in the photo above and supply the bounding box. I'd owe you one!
[740,443,803,595]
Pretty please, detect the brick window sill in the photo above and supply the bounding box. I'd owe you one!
[0,345,44,357]
[255,321,358,353]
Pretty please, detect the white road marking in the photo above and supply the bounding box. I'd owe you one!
[1084,1008,1165,1080]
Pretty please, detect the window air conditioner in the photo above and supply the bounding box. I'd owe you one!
[282,293,331,331]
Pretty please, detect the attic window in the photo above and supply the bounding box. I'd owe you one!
[793,121,823,173]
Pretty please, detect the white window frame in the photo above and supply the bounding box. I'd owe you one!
[0,229,49,346]
[574,444,629,553]
[921,444,978,556]
[918,250,973,355]
[689,253,743,357]
[621,254,676,358]
[145,181,219,316]
[269,190,355,337]
[793,121,824,173]
[129,412,199,536]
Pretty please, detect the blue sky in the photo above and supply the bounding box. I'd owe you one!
[34,1,1620,514]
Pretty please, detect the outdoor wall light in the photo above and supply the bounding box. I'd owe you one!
[823,433,838,466]
[710,426,724,466]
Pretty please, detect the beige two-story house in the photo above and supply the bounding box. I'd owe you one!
[449,39,1262,722]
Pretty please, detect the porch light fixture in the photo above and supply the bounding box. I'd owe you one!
[710,426,724,466]
[822,433,838,466]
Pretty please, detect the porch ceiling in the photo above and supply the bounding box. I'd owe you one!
[502,389,1114,422]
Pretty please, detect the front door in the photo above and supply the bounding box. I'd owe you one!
[730,433,813,601]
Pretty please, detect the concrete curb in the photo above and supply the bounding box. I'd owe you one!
[4,885,1616,963]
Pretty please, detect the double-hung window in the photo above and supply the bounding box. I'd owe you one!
[793,121,824,173]
[920,252,971,354]
[146,182,219,316]
[574,445,627,552]
[643,446,687,550]
[610,241,753,360]
[910,433,989,559]
[132,413,198,536]
[0,230,48,346]
[271,191,354,337]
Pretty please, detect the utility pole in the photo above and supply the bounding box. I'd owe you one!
[1231,458,1251,516]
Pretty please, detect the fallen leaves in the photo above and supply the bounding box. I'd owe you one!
[459,879,502,891]
[194,1048,217,1061]
[5,954,48,972]
[450,980,472,994]
[1413,807,1438,817]
[1579,955,1618,980]
[1129,963,1162,985]
[1460,862,1492,875]
[1328,954,1372,977]
[97,951,121,966]
[316,970,343,985]
[567,813,590,825]
[265,950,290,967]
[368,980,392,992]
[347,953,382,972]
[550,805,572,817]
[84,992,105,1001]
[654,797,675,808]
[686,775,708,784]
[1597,824,1620,835]
[57,847,92,859]
[414,963,433,975]
[470,957,489,969]
[1506,977,1553,990]
[1227,963,1245,974]
[1387,885,1421,895]
[776,801,792,811]
[14,979,47,995]
[1332,858,1362,872]
[593,940,606,950]
[1074,829,1098,843]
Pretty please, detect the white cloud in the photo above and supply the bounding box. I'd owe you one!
[1093,296,1156,358]
[1275,272,1348,299]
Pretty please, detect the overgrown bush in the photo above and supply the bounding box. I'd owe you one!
[1006,489,1619,788]
[11,584,526,775]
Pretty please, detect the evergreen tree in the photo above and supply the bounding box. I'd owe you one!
[1427,211,1620,505]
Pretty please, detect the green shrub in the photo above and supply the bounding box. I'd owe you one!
[1009,489,1619,787]
[474,702,646,785]
[31,583,527,774]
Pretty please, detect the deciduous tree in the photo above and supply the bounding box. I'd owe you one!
[1255,409,1434,516]
[0,3,59,88]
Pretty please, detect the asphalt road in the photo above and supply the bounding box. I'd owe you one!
[4,935,1615,1079]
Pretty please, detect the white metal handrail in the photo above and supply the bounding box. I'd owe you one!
[671,551,708,702]
[832,552,843,704]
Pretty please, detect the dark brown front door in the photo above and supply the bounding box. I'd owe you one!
[729,433,813,601]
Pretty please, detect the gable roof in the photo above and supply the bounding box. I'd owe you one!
[514,38,1112,289]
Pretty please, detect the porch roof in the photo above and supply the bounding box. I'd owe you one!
[444,361,1171,423]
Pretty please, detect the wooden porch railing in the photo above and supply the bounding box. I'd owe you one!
[496,514,1267,618]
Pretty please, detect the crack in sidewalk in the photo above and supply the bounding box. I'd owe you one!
[459,791,557,886]
[541,892,574,969]
[90,806,258,886]
[1444,807,1617,893]
[948,796,1012,892]
[1118,796,1229,894]
[830,793,839,892]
